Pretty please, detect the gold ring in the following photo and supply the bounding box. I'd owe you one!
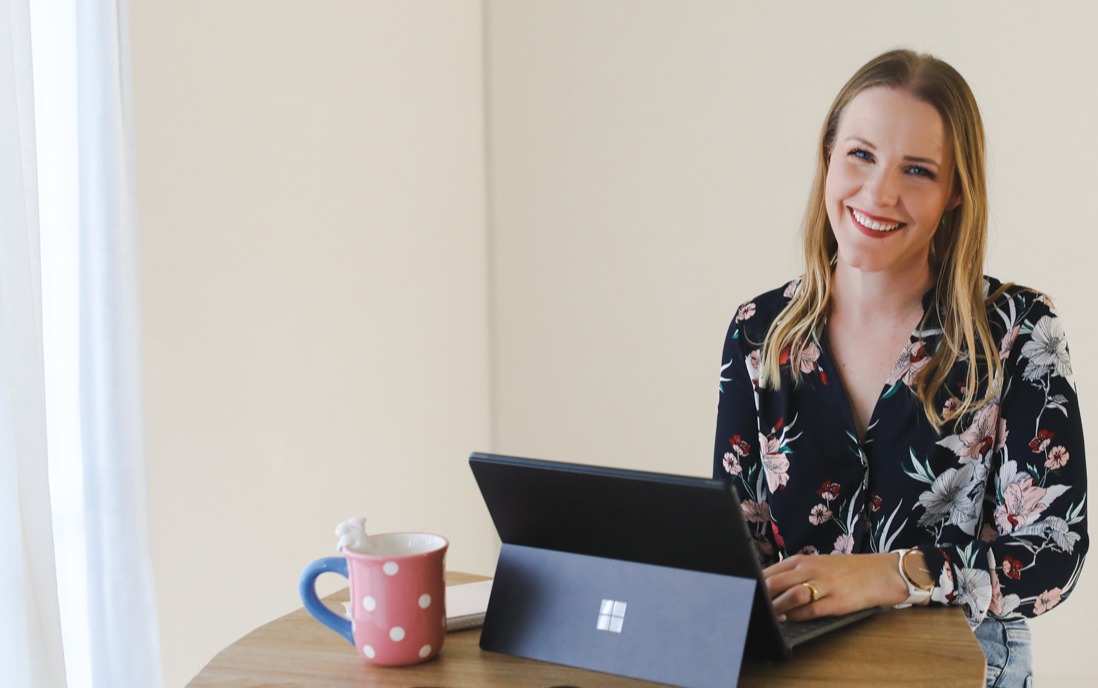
[800,581,820,602]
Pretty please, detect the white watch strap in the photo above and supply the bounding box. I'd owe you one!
[893,548,933,609]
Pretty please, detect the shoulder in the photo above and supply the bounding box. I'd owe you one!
[727,277,802,344]
[983,276,1060,324]
[982,276,1074,382]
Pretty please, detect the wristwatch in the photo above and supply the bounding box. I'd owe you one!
[893,548,933,608]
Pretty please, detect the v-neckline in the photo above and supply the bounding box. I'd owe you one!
[817,322,922,446]
[808,284,939,445]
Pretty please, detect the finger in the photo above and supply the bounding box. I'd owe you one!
[763,568,816,598]
[762,554,802,578]
[770,581,819,616]
[782,596,837,622]
[762,563,807,591]
[774,583,843,621]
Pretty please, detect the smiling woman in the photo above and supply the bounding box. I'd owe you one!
[714,49,1087,688]
[826,88,959,279]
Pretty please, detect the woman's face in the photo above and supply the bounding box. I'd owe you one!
[825,87,959,281]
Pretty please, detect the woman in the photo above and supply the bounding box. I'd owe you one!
[714,49,1086,687]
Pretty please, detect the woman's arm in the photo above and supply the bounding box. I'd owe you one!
[760,291,1087,624]
[713,306,779,566]
[923,292,1088,625]
[762,551,912,620]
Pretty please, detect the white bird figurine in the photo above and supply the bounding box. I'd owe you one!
[335,516,369,552]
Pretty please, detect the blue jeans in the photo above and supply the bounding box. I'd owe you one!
[975,617,1034,688]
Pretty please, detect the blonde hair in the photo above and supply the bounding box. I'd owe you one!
[759,49,1001,430]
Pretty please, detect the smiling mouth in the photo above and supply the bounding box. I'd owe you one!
[850,208,905,233]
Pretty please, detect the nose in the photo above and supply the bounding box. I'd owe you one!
[865,168,900,206]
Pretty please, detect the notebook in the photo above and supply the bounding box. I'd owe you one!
[445,579,492,632]
[469,452,878,686]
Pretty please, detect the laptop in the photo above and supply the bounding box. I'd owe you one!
[469,452,877,686]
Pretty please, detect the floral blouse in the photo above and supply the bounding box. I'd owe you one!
[713,276,1087,625]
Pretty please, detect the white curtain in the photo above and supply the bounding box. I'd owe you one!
[0,0,68,683]
[1,0,163,686]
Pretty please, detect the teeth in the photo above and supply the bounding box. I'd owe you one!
[852,209,901,232]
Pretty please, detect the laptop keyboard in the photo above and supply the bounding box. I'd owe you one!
[778,607,880,646]
[779,616,837,642]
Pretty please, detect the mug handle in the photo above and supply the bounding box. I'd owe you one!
[299,556,354,645]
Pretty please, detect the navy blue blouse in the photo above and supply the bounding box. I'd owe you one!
[713,276,1087,625]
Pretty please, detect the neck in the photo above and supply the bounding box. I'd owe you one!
[830,260,932,323]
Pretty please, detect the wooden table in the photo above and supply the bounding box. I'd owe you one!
[189,572,986,687]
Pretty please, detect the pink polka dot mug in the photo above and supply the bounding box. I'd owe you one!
[300,532,449,666]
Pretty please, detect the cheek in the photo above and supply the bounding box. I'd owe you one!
[824,192,845,236]
[824,165,849,217]
[824,160,855,204]
[823,168,838,208]
[913,191,951,226]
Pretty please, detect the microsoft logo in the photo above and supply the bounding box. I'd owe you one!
[596,599,627,633]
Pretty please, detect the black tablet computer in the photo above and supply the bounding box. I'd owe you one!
[469,452,877,686]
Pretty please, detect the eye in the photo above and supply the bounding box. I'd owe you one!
[904,165,938,181]
[848,148,873,162]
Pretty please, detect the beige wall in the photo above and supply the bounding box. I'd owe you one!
[133,1,1097,686]
[132,2,493,685]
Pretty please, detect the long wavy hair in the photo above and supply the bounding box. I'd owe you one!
[759,49,1001,430]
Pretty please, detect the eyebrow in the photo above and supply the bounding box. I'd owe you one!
[846,136,942,169]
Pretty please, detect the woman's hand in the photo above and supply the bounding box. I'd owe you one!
[762,552,911,621]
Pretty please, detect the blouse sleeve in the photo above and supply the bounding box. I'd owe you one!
[713,306,779,566]
[922,294,1088,624]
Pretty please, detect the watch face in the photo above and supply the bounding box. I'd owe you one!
[898,550,933,592]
